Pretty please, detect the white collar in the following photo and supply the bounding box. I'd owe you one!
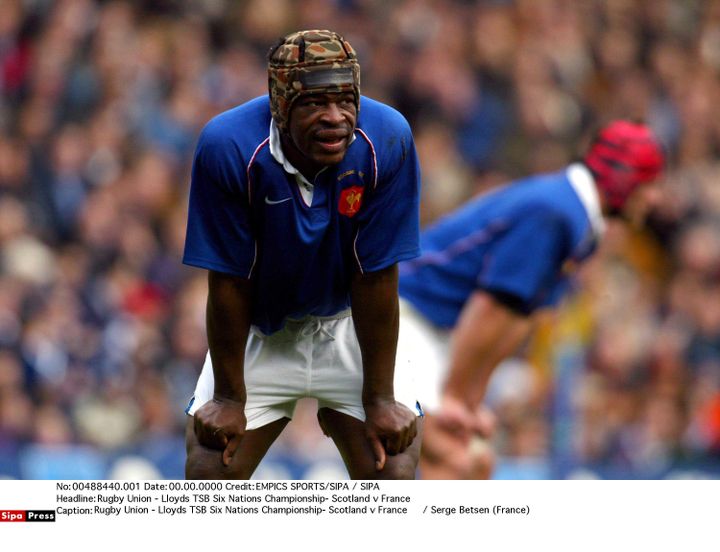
[269,119,307,180]
[567,162,606,241]
[268,120,318,206]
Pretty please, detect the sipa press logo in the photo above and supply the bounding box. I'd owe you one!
[0,510,56,522]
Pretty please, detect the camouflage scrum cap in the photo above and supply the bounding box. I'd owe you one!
[268,29,360,131]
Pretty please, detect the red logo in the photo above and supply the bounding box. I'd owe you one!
[0,511,26,522]
[338,186,364,217]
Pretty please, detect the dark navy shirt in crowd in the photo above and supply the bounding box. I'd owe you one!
[399,164,604,328]
[184,95,421,335]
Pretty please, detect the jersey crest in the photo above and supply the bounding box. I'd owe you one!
[338,185,364,217]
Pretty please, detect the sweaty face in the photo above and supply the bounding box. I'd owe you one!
[285,92,357,176]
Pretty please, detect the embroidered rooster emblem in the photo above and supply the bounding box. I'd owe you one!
[338,185,364,217]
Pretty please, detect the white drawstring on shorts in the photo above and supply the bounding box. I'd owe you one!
[298,318,335,341]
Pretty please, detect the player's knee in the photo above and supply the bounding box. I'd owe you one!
[377,454,417,480]
[349,461,414,480]
[185,443,253,480]
[185,427,219,479]
[419,436,495,480]
[185,418,251,480]
[185,449,218,479]
[353,447,419,480]
[422,452,471,479]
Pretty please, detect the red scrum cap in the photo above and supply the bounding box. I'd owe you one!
[584,121,665,209]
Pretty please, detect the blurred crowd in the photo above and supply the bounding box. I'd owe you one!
[1,0,719,479]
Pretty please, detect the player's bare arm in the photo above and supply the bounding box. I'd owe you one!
[350,264,417,471]
[443,291,532,411]
[193,270,252,467]
[427,291,531,454]
[420,291,531,479]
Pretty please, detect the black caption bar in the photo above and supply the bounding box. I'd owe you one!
[26,510,56,522]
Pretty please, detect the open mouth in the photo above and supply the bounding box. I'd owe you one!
[313,130,349,153]
[317,137,345,150]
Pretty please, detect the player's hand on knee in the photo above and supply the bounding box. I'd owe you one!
[422,405,497,479]
[435,395,479,440]
[468,433,496,479]
[194,396,247,467]
[363,399,417,471]
[472,403,496,439]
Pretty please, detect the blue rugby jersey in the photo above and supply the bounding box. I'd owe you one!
[183,95,421,335]
[399,164,604,328]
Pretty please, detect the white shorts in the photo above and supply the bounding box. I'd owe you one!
[186,309,422,430]
[396,299,450,414]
